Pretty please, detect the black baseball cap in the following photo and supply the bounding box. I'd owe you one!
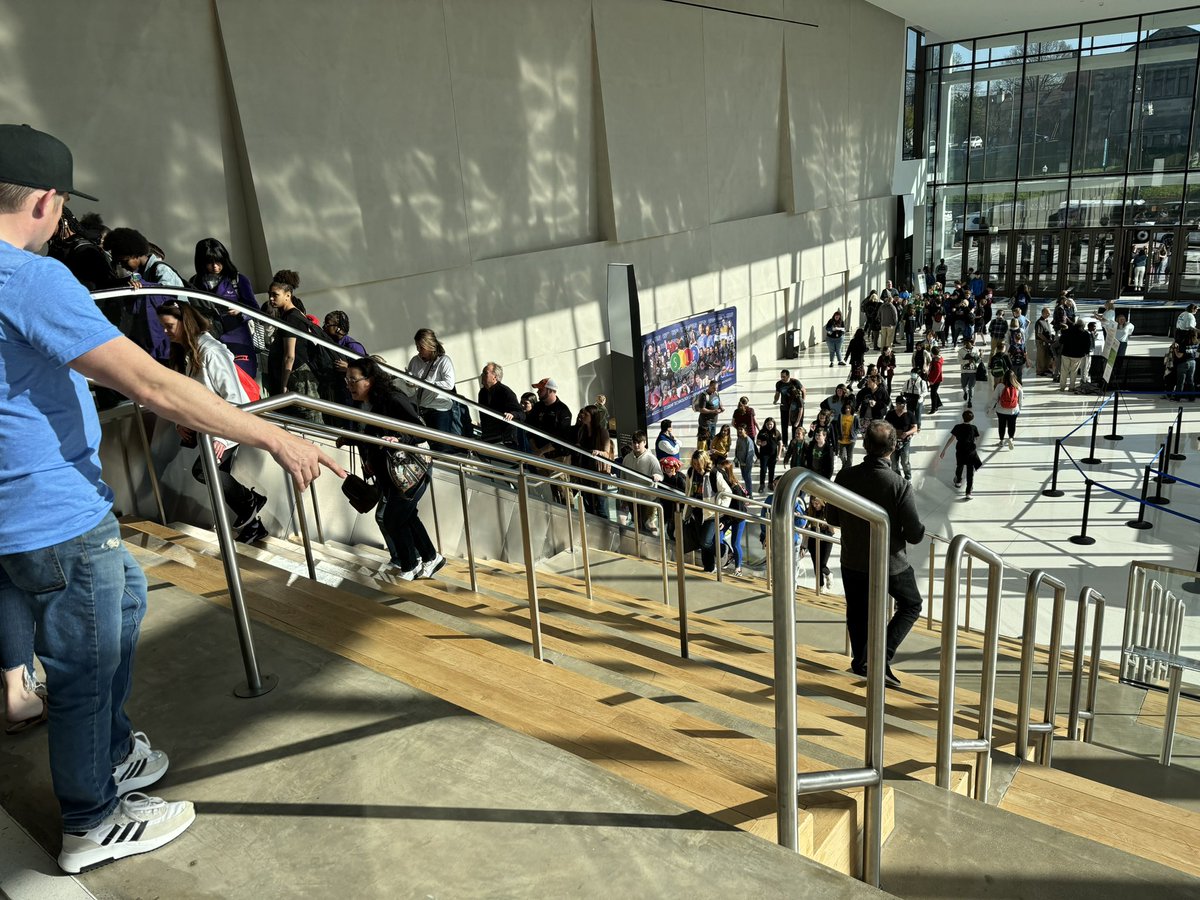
[0,124,98,201]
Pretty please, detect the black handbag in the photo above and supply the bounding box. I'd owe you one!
[341,473,380,513]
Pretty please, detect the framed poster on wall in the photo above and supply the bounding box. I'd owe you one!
[640,308,737,426]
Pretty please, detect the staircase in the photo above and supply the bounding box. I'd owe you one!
[118,516,1200,893]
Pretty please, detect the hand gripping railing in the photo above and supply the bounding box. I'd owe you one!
[1067,587,1105,744]
[773,468,888,888]
[1014,570,1067,766]
[936,535,1004,802]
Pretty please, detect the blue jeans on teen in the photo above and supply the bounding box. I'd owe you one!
[376,476,436,571]
[0,585,35,681]
[827,338,844,365]
[0,513,145,831]
[1174,359,1195,399]
[840,565,923,669]
[421,407,456,454]
[697,518,719,572]
[721,519,746,569]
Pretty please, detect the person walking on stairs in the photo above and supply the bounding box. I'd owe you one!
[827,421,925,688]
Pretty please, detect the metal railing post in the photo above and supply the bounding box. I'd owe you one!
[659,522,670,607]
[1126,463,1155,530]
[1015,571,1066,765]
[457,466,477,592]
[515,467,545,661]
[131,404,168,525]
[576,494,593,600]
[1081,407,1102,465]
[285,476,317,580]
[1171,407,1186,461]
[926,540,936,628]
[936,535,1004,801]
[428,464,443,550]
[197,433,276,697]
[1069,479,1097,545]
[1068,588,1106,743]
[773,469,887,887]
[674,506,690,659]
[964,556,974,633]
[308,474,326,544]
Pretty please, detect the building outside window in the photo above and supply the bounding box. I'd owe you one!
[921,8,1200,301]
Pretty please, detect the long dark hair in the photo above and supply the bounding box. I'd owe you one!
[193,237,240,282]
[579,404,610,453]
[346,355,397,407]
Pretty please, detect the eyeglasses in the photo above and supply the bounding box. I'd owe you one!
[345,376,367,385]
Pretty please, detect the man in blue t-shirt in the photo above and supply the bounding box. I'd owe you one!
[0,125,343,874]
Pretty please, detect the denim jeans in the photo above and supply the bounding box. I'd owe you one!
[376,476,436,570]
[840,565,923,668]
[0,584,35,678]
[0,513,145,831]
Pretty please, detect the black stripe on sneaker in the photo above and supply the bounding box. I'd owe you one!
[100,824,123,846]
[131,820,148,841]
[130,758,147,779]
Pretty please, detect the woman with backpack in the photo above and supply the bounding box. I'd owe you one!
[846,328,869,383]
[990,370,1023,450]
[343,356,445,582]
[157,301,268,542]
[188,237,259,379]
[265,269,323,423]
[683,450,732,574]
[716,460,750,577]
[927,345,945,413]
[957,336,983,406]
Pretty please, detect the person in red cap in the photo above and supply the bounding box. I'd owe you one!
[0,124,343,873]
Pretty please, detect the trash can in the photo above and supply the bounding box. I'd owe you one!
[782,328,801,359]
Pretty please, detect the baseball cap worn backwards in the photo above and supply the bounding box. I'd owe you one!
[0,124,98,201]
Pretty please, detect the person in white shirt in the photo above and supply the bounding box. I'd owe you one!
[406,327,457,452]
[1176,304,1197,337]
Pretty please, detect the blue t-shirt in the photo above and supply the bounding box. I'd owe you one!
[0,240,121,553]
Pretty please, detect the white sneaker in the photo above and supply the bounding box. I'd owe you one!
[418,553,447,579]
[377,563,417,583]
[1006,438,1014,449]
[58,793,195,874]
[113,732,168,797]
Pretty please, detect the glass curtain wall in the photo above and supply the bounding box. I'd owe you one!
[923,8,1200,300]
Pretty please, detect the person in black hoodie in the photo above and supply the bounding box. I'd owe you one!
[343,356,445,582]
[47,207,126,323]
[188,237,259,377]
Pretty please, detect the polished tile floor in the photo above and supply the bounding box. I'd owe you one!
[672,309,1200,682]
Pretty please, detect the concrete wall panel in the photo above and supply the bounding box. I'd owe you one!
[593,0,709,242]
[443,0,598,260]
[703,11,785,223]
[216,0,471,292]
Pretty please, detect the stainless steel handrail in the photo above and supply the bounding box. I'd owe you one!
[1067,587,1105,743]
[772,468,888,888]
[91,286,662,492]
[926,531,1032,631]
[1014,570,1067,765]
[936,535,1004,802]
[1121,560,1197,683]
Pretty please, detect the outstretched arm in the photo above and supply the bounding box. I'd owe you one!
[72,335,345,490]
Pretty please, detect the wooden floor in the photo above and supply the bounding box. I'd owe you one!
[1138,686,1200,741]
[121,518,1200,881]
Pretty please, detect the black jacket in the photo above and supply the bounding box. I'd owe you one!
[828,456,925,575]
[477,381,524,444]
[357,387,425,478]
[1061,326,1092,359]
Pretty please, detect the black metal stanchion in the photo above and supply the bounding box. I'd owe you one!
[1171,405,1186,462]
[1126,463,1155,530]
[1081,408,1102,465]
[1043,439,1065,497]
[1161,425,1178,485]
[1182,545,1200,595]
[1069,479,1097,545]
[1104,390,1123,441]
[1149,436,1171,505]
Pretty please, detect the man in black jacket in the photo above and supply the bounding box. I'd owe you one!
[828,421,926,687]
[1059,319,1092,393]
[477,361,524,446]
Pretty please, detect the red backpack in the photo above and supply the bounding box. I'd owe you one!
[999,384,1019,410]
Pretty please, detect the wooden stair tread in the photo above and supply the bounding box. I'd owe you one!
[1137,687,1200,740]
[999,764,1200,878]
[245,532,974,796]
[123,521,898,871]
